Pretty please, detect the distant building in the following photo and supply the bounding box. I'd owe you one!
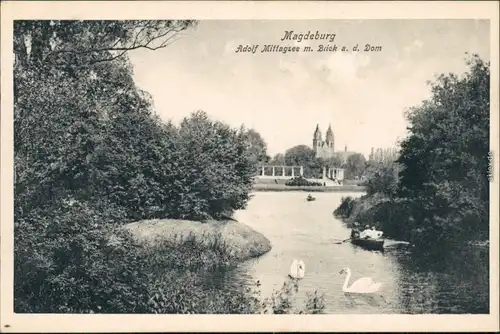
[312,124,357,164]
[312,124,335,160]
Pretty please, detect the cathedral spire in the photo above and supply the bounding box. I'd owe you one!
[325,124,334,142]
[313,124,322,150]
[313,124,322,140]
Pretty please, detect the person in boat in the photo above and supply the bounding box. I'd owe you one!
[350,222,361,239]
[360,225,373,239]
[371,225,384,239]
[361,225,383,239]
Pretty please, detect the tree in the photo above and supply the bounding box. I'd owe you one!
[14,20,197,217]
[269,153,285,165]
[396,54,490,240]
[344,153,367,179]
[284,145,315,165]
[323,156,344,168]
[241,128,270,170]
[284,145,320,178]
[365,161,400,198]
[14,21,197,70]
[173,111,255,219]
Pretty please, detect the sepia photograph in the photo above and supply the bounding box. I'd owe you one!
[1,1,499,332]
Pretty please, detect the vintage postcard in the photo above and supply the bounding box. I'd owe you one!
[1,1,499,332]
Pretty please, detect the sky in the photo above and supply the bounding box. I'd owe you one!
[128,20,490,158]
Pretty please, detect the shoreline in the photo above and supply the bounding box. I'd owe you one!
[333,195,490,248]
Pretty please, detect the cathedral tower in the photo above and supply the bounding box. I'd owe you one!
[313,124,322,149]
[313,124,335,159]
[325,124,334,150]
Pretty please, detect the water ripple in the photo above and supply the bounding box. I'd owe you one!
[225,191,489,314]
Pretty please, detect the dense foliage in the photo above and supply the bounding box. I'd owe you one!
[363,160,400,198]
[344,153,367,180]
[283,145,322,178]
[335,55,490,246]
[397,55,490,241]
[241,128,271,169]
[14,20,318,314]
[15,201,234,313]
[269,153,285,165]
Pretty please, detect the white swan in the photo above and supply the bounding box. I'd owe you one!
[289,259,305,279]
[339,267,382,293]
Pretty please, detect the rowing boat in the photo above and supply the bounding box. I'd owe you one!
[351,237,385,251]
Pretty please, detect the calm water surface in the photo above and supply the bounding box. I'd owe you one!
[225,191,489,314]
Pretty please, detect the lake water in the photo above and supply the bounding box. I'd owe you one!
[227,191,489,314]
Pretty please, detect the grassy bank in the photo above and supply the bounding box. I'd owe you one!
[253,183,366,192]
[124,219,272,262]
[15,200,326,314]
[119,219,325,314]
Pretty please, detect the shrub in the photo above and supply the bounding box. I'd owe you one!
[14,202,234,313]
[304,290,326,314]
[169,111,256,220]
[333,196,356,218]
[285,176,322,187]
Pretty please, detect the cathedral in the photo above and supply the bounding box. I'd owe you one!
[312,124,335,159]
